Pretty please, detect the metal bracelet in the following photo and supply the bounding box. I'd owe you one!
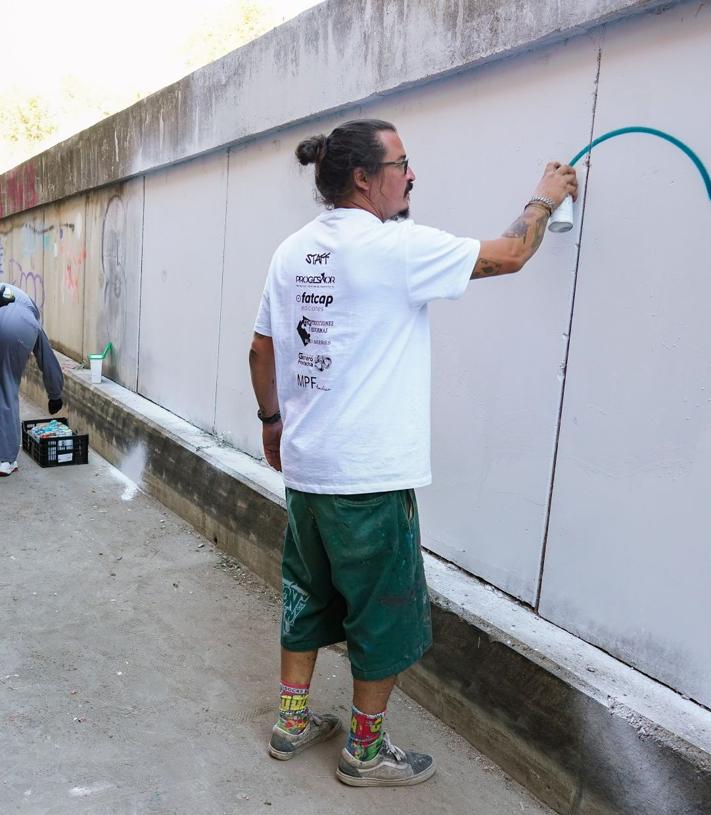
[525,195,555,216]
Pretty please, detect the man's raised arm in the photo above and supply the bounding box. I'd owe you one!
[472,162,578,279]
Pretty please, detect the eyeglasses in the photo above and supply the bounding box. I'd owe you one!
[379,157,409,175]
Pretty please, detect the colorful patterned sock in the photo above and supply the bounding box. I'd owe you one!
[276,682,310,734]
[346,705,385,761]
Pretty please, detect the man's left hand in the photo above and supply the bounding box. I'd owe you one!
[263,421,283,471]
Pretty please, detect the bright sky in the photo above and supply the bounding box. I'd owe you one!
[0,0,324,171]
[1,0,323,93]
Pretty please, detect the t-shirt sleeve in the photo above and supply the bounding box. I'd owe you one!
[253,285,272,336]
[404,222,480,308]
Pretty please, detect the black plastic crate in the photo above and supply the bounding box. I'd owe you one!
[22,418,89,468]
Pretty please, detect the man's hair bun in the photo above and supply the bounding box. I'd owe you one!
[295,135,327,166]
[294,119,395,206]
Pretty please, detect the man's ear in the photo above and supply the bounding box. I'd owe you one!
[352,167,370,193]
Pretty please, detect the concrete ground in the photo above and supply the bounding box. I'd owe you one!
[1,396,553,815]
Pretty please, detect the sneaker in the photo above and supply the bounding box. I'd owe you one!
[0,461,18,477]
[268,711,342,760]
[336,732,436,787]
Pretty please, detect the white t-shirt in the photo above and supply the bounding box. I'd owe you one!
[254,208,479,493]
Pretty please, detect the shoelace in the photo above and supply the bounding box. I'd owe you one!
[381,732,406,762]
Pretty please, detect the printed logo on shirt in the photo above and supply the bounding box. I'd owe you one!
[297,316,333,347]
[297,316,312,346]
[296,291,333,310]
[297,352,332,372]
[295,270,335,286]
[296,373,331,391]
[304,252,331,265]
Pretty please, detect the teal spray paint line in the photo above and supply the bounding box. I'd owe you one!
[568,126,711,196]
[538,126,711,604]
[549,126,711,232]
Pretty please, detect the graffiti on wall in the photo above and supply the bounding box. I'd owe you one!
[0,164,38,219]
[49,216,84,306]
[0,222,45,312]
[101,194,128,349]
[0,215,85,315]
[1,194,131,369]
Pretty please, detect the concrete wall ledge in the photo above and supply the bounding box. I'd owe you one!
[0,0,681,217]
[21,353,711,815]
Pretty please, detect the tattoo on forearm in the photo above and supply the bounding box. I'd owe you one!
[472,206,549,279]
[476,258,505,277]
[530,213,547,252]
[505,209,548,255]
[503,218,529,243]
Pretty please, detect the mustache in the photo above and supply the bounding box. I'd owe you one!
[406,181,414,194]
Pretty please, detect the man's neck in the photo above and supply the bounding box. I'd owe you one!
[337,193,385,222]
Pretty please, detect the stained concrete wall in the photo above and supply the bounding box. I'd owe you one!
[1,0,709,710]
[42,198,87,358]
[0,0,674,219]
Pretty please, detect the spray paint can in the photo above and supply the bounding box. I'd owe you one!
[548,195,574,233]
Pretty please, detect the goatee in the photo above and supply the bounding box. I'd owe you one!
[389,207,410,221]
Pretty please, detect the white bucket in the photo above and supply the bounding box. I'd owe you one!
[90,357,103,384]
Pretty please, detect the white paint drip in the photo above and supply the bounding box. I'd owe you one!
[107,443,147,501]
[69,782,114,797]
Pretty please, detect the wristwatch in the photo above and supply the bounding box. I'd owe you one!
[257,409,281,424]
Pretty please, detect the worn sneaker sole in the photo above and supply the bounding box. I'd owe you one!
[336,758,437,787]
[268,719,342,761]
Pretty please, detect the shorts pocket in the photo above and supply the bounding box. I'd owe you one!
[400,489,415,522]
[334,492,388,507]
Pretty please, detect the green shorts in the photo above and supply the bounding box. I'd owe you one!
[281,488,432,681]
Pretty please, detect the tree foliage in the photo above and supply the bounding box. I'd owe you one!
[184,1,279,72]
[0,0,298,174]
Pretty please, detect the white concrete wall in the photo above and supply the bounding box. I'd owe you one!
[216,135,322,450]
[139,152,228,431]
[2,0,709,706]
[540,4,711,707]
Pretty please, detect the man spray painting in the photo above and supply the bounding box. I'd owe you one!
[249,119,577,785]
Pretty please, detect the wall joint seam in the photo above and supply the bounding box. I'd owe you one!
[534,44,604,612]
